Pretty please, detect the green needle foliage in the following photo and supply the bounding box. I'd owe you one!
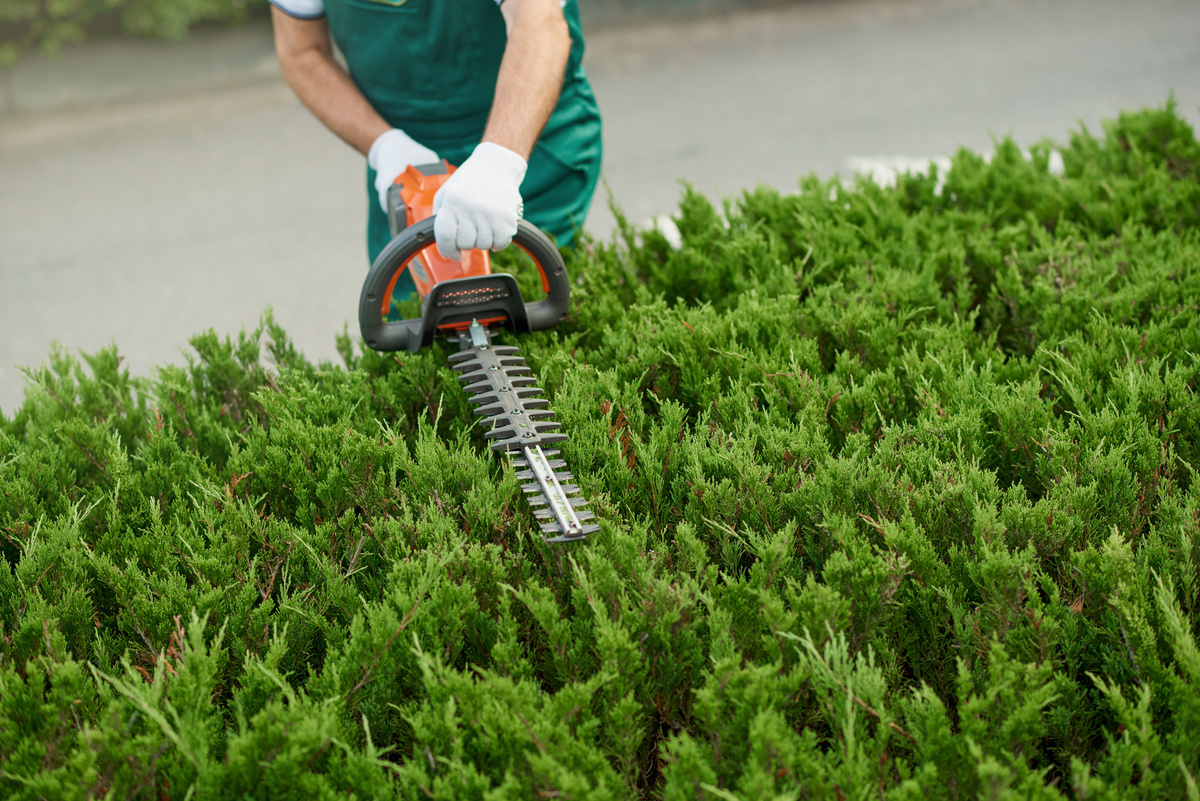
[3,100,1200,799]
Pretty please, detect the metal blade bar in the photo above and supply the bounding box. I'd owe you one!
[516,470,572,482]
[454,319,593,542]
[523,444,586,539]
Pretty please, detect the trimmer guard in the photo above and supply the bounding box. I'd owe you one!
[358,215,570,353]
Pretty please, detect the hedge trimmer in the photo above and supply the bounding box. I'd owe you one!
[357,161,597,543]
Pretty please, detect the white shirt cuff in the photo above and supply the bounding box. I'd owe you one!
[269,0,325,20]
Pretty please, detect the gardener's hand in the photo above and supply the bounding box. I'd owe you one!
[433,142,527,260]
[368,129,440,212]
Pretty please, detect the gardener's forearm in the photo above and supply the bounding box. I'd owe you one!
[270,7,390,157]
[484,0,571,160]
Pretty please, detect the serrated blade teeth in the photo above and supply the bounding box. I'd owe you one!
[530,506,595,520]
[453,329,596,543]
[462,379,493,394]
[542,523,597,535]
[450,345,517,359]
[512,457,565,470]
[531,497,590,513]
[480,407,554,421]
[458,373,535,389]
[543,524,598,543]
[490,433,567,451]
[517,471,574,482]
[522,482,579,495]
[532,505,595,520]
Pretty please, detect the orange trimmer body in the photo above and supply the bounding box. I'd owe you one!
[386,161,491,300]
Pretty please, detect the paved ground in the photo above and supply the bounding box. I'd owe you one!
[2,0,1198,416]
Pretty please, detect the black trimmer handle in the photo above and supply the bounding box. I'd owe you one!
[386,183,406,238]
[358,216,571,353]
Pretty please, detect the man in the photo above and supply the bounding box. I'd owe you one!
[270,0,603,301]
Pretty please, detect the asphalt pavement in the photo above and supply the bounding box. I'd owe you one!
[2,0,1198,416]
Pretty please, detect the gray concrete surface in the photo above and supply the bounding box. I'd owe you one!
[2,0,1199,416]
[0,25,281,116]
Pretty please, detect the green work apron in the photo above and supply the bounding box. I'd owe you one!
[324,0,603,300]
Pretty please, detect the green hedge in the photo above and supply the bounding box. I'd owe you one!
[2,100,1199,799]
[0,0,262,65]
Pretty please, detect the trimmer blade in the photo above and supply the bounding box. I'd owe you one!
[453,321,598,542]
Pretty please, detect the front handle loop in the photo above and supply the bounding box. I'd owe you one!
[358,216,571,353]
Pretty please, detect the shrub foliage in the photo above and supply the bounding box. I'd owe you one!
[2,101,1200,799]
[0,0,262,65]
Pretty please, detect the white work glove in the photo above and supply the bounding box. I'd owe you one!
[367,128,439,212]
[432,142,527,260]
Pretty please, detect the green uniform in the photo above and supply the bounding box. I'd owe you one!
[322,0,603,298]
